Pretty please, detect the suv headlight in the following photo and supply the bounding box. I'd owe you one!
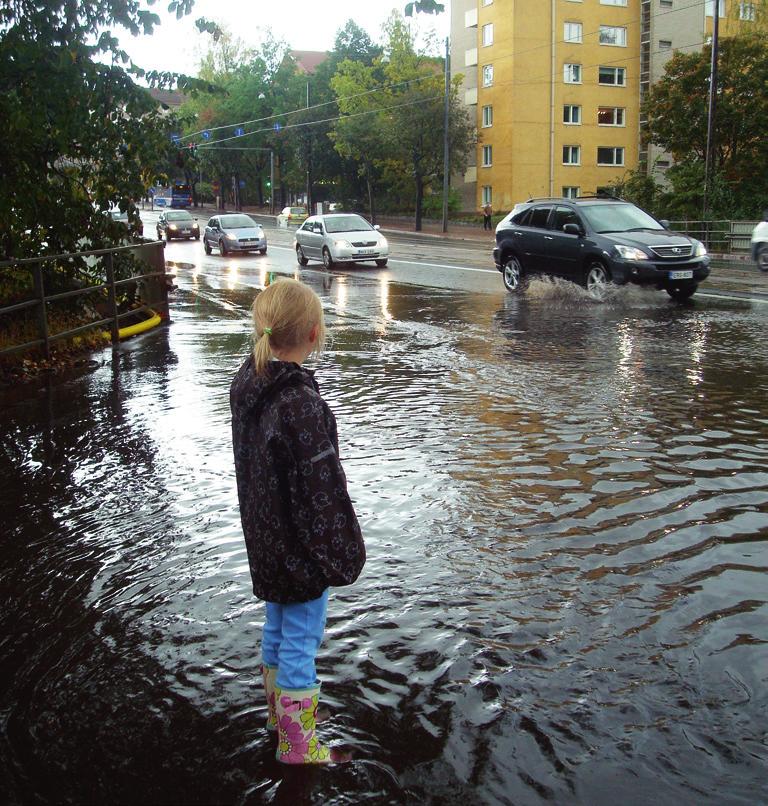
[694,242,707,257]
[169,224,178,230]
[615,245,650,261]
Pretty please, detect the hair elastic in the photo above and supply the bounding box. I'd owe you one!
[263,327,272,336]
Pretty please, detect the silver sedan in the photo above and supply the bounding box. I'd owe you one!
[294,214,388,268]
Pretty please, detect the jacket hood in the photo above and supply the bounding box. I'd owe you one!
[231,357,317,422]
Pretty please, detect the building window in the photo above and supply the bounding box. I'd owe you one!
[600,0,627,4]
[563,145,581,165]
[740,2,756,20]
[563,105,581,124]
[482,23,494,46]
[482,64,494,87]
[660,0,672,6]
[656,160,671,168]
[482,145,493,166]
[599,66,627,86]
[482,105,493,127]
[482,185,492,205]
[597,146,625,166]
[659,40,672,50]
[564,22,583,43]
[598,106,625,126]
[562,186,580,198]
[705,0,725,15]
[564,63,582,83]
[600,26,627,46]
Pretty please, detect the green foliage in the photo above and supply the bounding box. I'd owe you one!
[404,1,445,16]
[642,32,768,217]
[0,0,218,261]
[330,13,474,228]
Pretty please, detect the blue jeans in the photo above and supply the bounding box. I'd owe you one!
[262,589,329,690]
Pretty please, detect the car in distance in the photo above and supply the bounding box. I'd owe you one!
[294,213,389,268]
[156,210,200,241]
[203,214,267,256]
[107,208,143,237]
[277,206,309,227]
[493,196,710,301]
[750,211,768,272]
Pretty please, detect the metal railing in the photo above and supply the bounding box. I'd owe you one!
[668,220,759,254]
[0,241,168,360]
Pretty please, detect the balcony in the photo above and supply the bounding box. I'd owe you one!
[465,8,478,27]
[465,47,478,67]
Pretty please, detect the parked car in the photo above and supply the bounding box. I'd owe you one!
[277,206,309,227]
[156,210,200,241]
[203,214,267,256]
[750,212,768,272]
[294,214,389,268]
[493,196,710,301]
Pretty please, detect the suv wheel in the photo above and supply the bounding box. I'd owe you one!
[502,256,524,293]
[666,281,698,302]
[757,244,768,272]
[585,261,611,298]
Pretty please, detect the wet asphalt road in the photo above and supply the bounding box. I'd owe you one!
[0,209,766,805]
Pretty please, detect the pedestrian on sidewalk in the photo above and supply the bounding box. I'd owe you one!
[230,278,366,766]
[482,202,493,231]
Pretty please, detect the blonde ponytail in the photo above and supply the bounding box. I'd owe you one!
[251,278,326,375]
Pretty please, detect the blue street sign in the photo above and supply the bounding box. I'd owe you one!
[202,130,211,140]
[273,123,282,132]
[170,133,181,143]
[234,126,245,137]
[239,180,246,188]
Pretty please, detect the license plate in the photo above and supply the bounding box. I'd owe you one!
[669,270,693,280]
[357,250,375,255]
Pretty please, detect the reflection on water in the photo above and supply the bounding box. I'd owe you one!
[1,274,767,805]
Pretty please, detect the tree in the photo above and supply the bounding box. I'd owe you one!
[0,0,218,260]
[642,33,768,217]
[331,14,474,230]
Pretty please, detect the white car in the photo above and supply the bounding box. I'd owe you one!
[203,214,267,256]
[751,216,768,272]
[294,214,388,268]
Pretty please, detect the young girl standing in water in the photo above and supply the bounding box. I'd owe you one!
[230,278,365,765]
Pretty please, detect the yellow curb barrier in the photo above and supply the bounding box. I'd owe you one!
[103,309,162,341]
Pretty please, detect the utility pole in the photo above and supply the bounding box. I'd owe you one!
[703,1,720,218]
[305,80,312,215]
[442,36,450,234]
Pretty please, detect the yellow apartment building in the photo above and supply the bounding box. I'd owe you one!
[450,0,763,213]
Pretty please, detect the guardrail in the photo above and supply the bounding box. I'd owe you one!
[0,241,168,360]
[668,220,759,254]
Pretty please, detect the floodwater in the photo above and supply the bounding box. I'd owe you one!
[1,271,767,805]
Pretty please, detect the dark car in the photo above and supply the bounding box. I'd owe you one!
[493,196,710,301]
[156,210,200,241]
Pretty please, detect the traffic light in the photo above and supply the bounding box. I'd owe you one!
[266,179,271,188]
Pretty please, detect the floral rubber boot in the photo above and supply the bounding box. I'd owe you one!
[262,665,278,732]
[274,685,351,764]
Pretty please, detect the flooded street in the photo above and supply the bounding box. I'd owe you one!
[1,243,767,804]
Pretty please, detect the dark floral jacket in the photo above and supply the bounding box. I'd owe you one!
[230,357,365,603]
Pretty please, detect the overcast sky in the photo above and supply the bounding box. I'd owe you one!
[121,0,449,76]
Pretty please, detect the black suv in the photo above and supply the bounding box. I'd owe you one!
[493,196,710,301]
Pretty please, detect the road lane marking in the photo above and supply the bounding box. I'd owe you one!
[266,244,498,274]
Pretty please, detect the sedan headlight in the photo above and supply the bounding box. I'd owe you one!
[333,239,352,249]
[169,224,178,230]
[379,237,389,249]
[615,244,650,260]
[694,241,707,257]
